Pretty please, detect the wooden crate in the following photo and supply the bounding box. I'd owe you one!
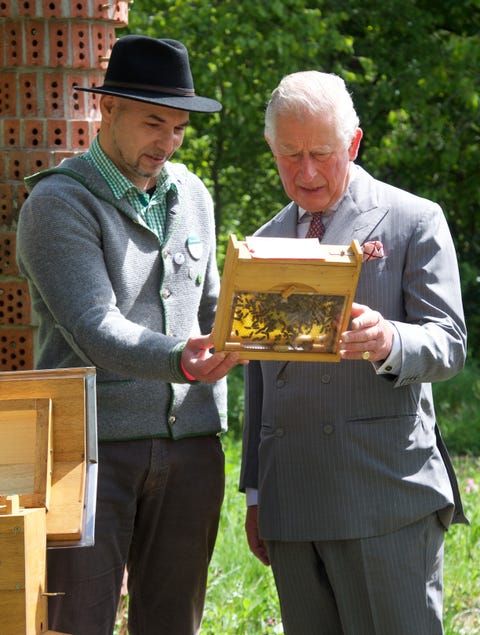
[0,399,53,510]
[0,508,48,635]
[213,235,363,362]
[0,367,97,547]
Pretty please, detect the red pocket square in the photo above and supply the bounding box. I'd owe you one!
[362,241,384,262]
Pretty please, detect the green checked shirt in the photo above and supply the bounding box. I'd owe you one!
[82,135,177,242]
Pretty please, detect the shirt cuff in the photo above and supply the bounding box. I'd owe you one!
[373,322,401,375]
[246,488,258,506]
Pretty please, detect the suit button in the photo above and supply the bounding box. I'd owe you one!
[323,424,334,435]
[275,428,284,437]
[168,415,176,425]
[321,374,331,384]
[276,379,285,388]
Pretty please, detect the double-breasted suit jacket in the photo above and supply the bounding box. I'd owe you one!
[240,164,468,542]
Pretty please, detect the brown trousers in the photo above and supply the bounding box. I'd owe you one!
[48,435,225,635]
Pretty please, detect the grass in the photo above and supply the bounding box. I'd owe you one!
[115,438,480,634]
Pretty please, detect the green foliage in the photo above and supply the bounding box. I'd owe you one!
[115,443,480,634]
[443,456,480,634]
[121,0,480,356]
[434,357,480,455]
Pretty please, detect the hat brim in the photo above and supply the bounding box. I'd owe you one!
[74,85,222,113]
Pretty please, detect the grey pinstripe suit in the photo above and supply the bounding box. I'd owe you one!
[240,164,467,632]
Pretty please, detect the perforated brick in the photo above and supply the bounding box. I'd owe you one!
[19,71,39,116]
[44,72,65,117]
[0,280,31,326]
[71,72,104,117]
[71,22,91,68]
[71,0,90,19]
[27,150,52,173]
[0,2,9,18]
[26,20,47,66]
[0,184,11,225]
[8,150,27,180]
[17,0,37,17]
[92,24,116,69]
[95,0,128,25]
[25,119,46,147]
[0,232,19,276]
[42,0,63,19]
[0,72,16,116]
[2,118,20,146]
[48,119,67,148]
[0,327,34,371]
[49,21,70,67]
[3,20,23,66]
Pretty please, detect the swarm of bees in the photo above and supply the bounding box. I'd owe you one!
[229,291,345,353]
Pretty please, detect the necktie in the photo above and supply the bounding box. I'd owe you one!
[305,212,325,241]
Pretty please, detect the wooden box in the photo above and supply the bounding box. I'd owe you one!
[0,507,48,635]
[213,235,363,362]
[0,367,97,548]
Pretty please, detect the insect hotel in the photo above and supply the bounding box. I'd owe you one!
[213,234,363,362]
[0,367,97,635]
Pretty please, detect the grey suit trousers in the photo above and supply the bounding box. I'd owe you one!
[266,512,445,635]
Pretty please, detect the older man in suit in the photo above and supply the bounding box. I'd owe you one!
[240,71,467,635]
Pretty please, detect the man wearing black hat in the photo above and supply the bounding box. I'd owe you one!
[17,36,242,635]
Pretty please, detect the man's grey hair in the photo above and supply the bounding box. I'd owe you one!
[264,71,360,149]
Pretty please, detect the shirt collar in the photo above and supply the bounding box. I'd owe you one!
[297,166,357,222]
[83,135,176,202]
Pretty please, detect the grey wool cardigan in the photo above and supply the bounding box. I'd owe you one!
[16,157,227,441]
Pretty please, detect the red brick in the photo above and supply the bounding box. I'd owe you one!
[7,150,27,180]
[24,119,46,147]
[0,280,31,326]
[69,120,90,150]
[19,71,39,116]
[44,72,65,117]
[25,20,47,66]
[0,231,19,276]
[0,184,12,225]
[28,150,53,173]
[17,0,37,17]
[47,119,67,149]
[0,327,34,371]
[71,0,91,19]
[2,118,21,147]
[71,22,91,68]
[42,0,63,19]
[4,19,23,66]
[96,0,129,26]
[0,71,17,116]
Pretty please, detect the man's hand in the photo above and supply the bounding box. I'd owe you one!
[339,302,394,362]
[181,333,247,383]
[245,505,270,566]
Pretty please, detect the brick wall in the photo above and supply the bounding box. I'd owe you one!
[0,0,130,370]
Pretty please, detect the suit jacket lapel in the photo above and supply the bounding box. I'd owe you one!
[325,165,389,246]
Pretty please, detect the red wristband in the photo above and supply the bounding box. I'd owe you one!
[180,358,196,381]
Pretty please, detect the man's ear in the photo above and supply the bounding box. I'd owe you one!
[99,94,115,120]
[349,128,363,161]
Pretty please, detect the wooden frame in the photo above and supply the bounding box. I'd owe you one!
[0,367,97,547]
[213,234,363,362]
[0,367,97,634]
[0,398,53,510]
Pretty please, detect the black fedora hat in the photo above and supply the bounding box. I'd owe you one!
[74,35,222,113]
